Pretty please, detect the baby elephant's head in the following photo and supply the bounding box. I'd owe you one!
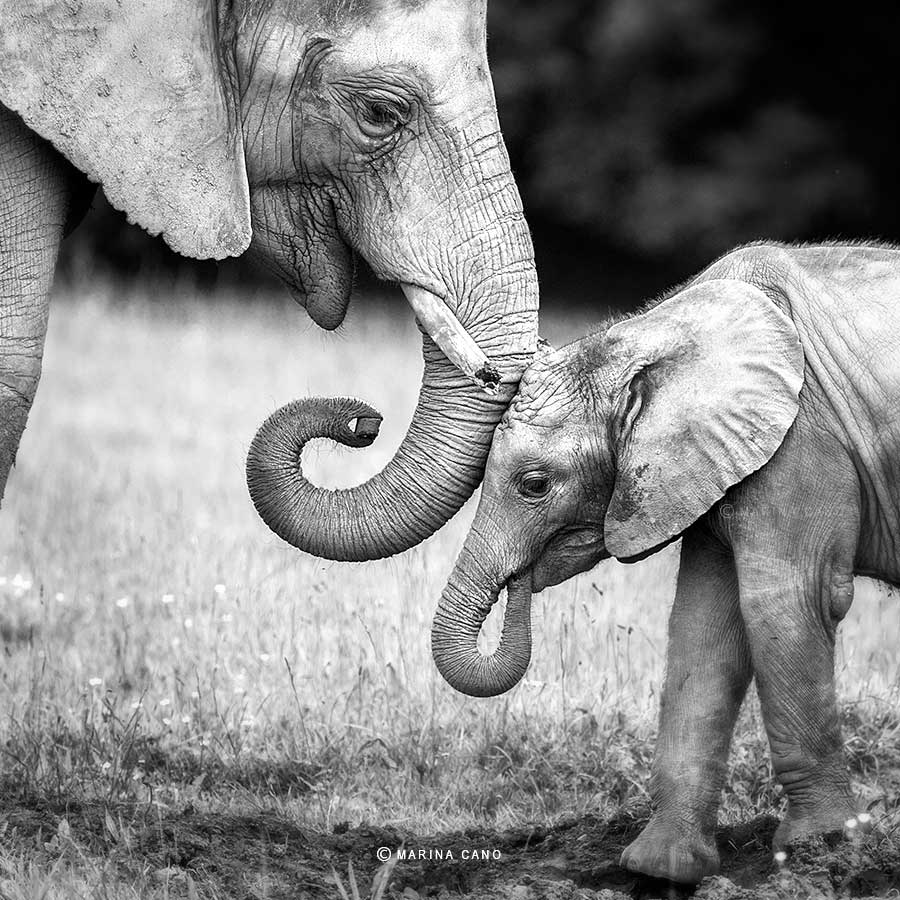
[432,279,807,698]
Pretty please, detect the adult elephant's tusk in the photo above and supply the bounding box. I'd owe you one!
[401,284,501,394]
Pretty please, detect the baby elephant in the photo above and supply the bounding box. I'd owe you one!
[431,241,900,883]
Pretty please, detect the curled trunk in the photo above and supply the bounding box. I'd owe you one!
[245,202,538,561]
[246,330,524,560]
[431,539,533,697]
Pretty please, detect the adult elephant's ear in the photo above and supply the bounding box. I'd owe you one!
[603,279,805,560]
[0,1,251,260]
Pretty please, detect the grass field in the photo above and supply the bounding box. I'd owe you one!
[0,280,898,898]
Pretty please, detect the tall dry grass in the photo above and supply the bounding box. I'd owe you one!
[0,279,895,838]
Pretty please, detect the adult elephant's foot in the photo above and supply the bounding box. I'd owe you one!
[774,796,866,851]
[620,817,719,884]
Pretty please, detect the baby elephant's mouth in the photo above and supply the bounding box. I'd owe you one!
[531,527,608,593]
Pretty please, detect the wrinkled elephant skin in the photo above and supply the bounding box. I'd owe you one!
[0,0,539,559]
[432,241,900,883]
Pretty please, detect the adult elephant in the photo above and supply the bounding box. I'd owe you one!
[0,0,538,560]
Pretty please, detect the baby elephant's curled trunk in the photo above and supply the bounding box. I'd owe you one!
[431,562,533,697]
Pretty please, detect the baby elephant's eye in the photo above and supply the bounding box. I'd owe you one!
[519,472,551,498]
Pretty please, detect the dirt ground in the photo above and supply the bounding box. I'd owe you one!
[5,800,900,900]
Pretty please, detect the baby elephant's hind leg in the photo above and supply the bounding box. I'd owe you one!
[735,546,857,849]
[621,526,752,884]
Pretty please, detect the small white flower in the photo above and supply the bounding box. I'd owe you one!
[183,618,193,629]
[259,653,271,663]
[101,761,111,771]
[191,691,200,700]
[774,851,787,866]
[162,717,172,726]
[88,677,103,687]
[55,592,66,603]
[130,700,142,710]
[159,698,171,707]
[161,594,175,605]
[234,686,245,695]
[115,596,130,608]
[221,613,233,623]
[858,812,872,826]
[181,715,190,724]
[214,583,226,596]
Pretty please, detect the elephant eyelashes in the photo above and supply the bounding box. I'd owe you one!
[355,94,410,140]
[518,472,551,498]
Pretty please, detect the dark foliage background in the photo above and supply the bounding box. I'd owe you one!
[57,1,900,310]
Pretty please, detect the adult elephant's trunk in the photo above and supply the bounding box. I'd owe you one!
[246,206,538,561]
[431,537,533,697]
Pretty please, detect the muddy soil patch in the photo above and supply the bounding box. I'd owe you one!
[3,801,900,899]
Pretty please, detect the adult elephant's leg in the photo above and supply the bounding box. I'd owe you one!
[0,104,72,499]
[621,524,752,883]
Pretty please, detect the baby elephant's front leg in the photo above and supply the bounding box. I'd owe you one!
[735,549,857,848]
[621,527,753,883]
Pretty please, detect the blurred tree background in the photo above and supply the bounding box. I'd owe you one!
[57,0,900,310]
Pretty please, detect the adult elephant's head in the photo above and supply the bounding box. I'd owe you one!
[0,0,539,560]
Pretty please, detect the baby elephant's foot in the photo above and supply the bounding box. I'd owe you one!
[774,799,870,851]
[620,817,719,884]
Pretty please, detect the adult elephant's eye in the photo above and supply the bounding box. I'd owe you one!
[356,93,410,140]
[519,472,551,499]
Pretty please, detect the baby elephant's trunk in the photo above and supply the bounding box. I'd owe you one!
[431,541,533,697]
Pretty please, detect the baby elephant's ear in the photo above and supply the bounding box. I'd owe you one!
[604,279,805,560]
